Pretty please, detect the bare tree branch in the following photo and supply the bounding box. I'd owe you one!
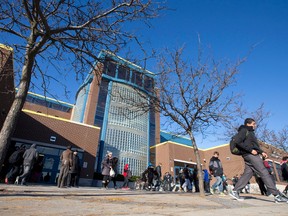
[0,0,165,171]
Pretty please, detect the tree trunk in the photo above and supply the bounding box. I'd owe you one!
[189,133,205,197]
[0,53,34,172]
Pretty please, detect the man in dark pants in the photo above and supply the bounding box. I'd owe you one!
[57,145,73,188]
[209,151,224,194]
[229,118,288,203]
[67,150,81,187]
[281,156,288,195]
[154,163,162,191]
[15,144,38,185]
[6,145,25,184]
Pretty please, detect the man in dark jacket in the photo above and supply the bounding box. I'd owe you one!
[229,118,288,203]
[209,151,223,194]
[154,163,162,191]
[67,150,81,187]
[57,145,73,188]
[101,151,113,189]
[146,164,155,190]
[182,164,191,192]
[281,156,288,195]
[6,145,25,184]
[110,156,118,189]
[15,144,38,185]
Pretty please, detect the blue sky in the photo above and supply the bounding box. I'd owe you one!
[130,0,288,148]
[3,1,287,148]
[46,0,288,148]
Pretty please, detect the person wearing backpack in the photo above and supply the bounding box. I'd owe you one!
[5,145,26,184]
[229,118,288,203]
[209,151,224,195]
[15,144,39,186]
[280,156,288,196]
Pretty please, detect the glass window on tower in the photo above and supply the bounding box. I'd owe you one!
[131,70,143,87]
[104,58,117,78]
[144,75,154,93]
[118,64,130,82]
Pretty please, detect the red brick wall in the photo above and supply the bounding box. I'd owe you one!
[0,45,15,129]
[83,63,103,126]
[13,111,100,179]
[155,141,286,184]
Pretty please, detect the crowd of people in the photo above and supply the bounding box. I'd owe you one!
[101,151,132,190]
[2,117,288,205]
[4,144,81,188]
[6,144,39,186]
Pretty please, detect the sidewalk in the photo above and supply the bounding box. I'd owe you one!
[0,184,287,216]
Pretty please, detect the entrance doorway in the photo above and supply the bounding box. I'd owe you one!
[41,154,60,184]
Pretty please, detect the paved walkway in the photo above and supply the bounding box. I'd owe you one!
[0,184,287,216]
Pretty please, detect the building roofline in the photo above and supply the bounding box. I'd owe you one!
[0,44,13,51]
[151,141,205,151]
[76,50,156,100]
[201,143,229,151]
[100,50,155,76]
[160,130,191,140]
[159,130,235,150]
[22,109,100,129]
[153,139,231,151]
[174,159,197,165]
[25,91,74,107]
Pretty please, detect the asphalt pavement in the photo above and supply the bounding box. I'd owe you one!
[0,184,288,216]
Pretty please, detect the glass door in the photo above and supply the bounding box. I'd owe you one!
[41,154,60,184]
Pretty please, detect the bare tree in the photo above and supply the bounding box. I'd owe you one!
[222,103,271,138]
[0,0,164,171]
[262,127,288,153]
[152,46,246,196]
[222,101,288,155]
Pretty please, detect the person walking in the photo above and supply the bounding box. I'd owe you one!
[182,165,191,192]
[163,172,173,191]
[203,168,211,193]
[232,174,239,187]
[177,168,185,192]
[263,157,275,183]
[15,144,38,186]
[122,163,131,190]
[5,145,25,184]
[57,145,73,188]
[154,163,162,191]
[255,157,275,196]
[110,156,119,189]
[67,150,81,187]
[229,118,288,203]
[281,156,288,196]
[146,164,155,191]
[209,151,224,194]
[222,174,228,195]
[192,168,200,193]
[101,151,113,189]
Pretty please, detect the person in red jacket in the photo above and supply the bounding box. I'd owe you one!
[122,164,131,189]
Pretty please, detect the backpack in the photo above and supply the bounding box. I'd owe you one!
[8,150,22,164]
[230,130,249,155]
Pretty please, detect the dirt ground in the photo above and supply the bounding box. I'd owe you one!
[1,184,288,216]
